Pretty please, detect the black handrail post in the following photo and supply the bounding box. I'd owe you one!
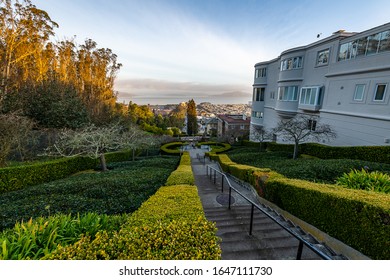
[221,175,224,193]
[249,204,254,235]
[228,187,232,210]
[296,241,304,260]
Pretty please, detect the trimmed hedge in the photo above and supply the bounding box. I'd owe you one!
[200,142,231,153]
[47,185,221,260]
[165,152,195,186]
[160,142,186,155]
[266,142,390,164]
[0,157,95,194]
[0,150,134,195]
[211,153,390,259]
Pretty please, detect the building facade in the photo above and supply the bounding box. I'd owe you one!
[217,114,251,141]
[250,22,390,146]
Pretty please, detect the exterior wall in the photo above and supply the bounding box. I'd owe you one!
[250,22,390,147]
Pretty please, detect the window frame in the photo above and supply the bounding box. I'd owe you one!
[278,86,298,101]
[299,86,322,106]
[353,84,366,101]
[316,49,330,66]
[373,83,387,102]
[280,56,303,71]
[253,87,265,102]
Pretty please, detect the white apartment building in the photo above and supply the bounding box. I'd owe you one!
[250,22,390,146]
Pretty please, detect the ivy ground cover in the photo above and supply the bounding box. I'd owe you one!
[0,156,179,231]
[227,147,390,184]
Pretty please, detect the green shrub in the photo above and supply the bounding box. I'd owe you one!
[262,177,390,260]
[268,142,390,164]
[0,157,96,194]
[336,169,390,193]
[0,150,139,195]
[160,142,186,155]
[0,157,179,230]
[0,213,126,260]
[165,152,194,186]
[210,152,390,259]
[47,185,221,260]
[200,142,231,153]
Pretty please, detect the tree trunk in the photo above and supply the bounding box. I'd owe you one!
[99,153,108,171]
[293,141,299,160]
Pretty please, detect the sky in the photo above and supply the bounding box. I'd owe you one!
[33,0,390,105]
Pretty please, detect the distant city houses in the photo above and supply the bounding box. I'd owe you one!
[250,22,390,146]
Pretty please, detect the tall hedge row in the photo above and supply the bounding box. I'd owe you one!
[210,153,390,259]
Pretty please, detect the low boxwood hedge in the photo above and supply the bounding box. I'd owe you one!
[47,185,221,260]
[0,150,134,195]
[160,142,186,155]
[266,142,390,164]
[200,142,231,153]
[165,152,195,186]
[210,153,390,259]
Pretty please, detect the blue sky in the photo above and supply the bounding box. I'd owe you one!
[34,0,390,104]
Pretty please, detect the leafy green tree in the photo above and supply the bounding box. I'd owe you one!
[186,99,198,136]
[22,79,88,128]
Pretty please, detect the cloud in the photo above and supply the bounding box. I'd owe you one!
[115,78,252,104]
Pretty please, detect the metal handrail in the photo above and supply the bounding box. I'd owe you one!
[206,164,333,260]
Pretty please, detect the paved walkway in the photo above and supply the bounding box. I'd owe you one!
[188,148,324,260]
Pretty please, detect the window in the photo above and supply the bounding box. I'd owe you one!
[338,29,390,61]
[280,56,303,71]
[366,33,381,55]
[374,84,387,101]
[278,86,298,101]
[308,119,317,131]
[338,42,351,61]
[299,86,323,106]
[255,68,267,78]
[253,88,265,102]
[317,49,329,66]
[379,31,390,52]
[252,111,263,118]
[353,84,365,101]
[270,91,275,99]
[356,37,368,57]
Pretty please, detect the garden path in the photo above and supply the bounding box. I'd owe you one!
[188,147,324,260]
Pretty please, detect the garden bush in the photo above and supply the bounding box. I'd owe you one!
[200,142,231,153]
[0,157,179,230]
[0,212,126,260]
[210,152,390,259]
[0,150,140,195]
[47,185,221,260]
[266,142,390,164]
[160,142,186,155]
[165,152,195,186]
[336,169,390,193]
[227,147,390,183]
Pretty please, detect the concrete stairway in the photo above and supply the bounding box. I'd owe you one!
[189,148,344,260]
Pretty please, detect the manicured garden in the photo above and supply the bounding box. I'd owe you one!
[227,146,390,185]
[208,145,390,259]
[0,153,221,260]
